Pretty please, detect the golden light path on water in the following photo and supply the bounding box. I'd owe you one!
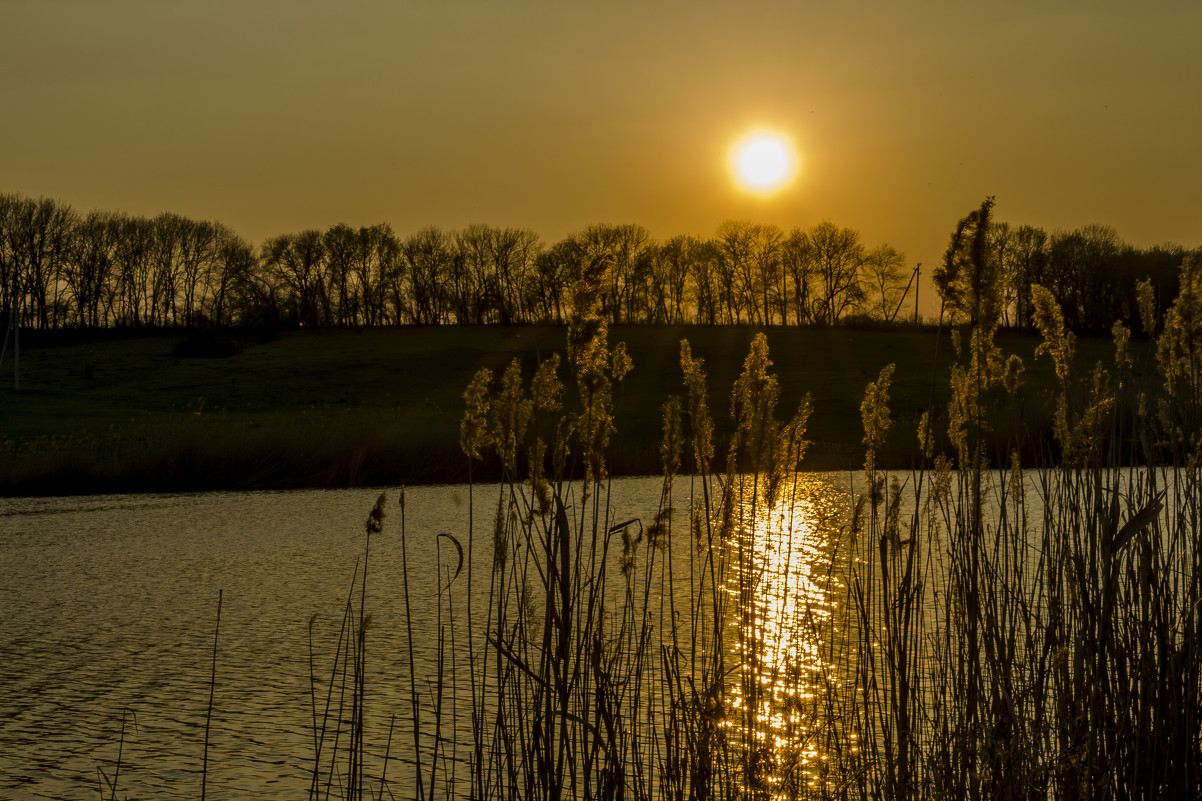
[720,473,852,797]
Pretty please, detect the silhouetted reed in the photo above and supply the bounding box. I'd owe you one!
[312,244,1201,799]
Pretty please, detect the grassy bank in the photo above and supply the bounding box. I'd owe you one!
[0,323,1156,495]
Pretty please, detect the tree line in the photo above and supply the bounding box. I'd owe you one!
[0,191,1192,334]
[989,222,1188,334]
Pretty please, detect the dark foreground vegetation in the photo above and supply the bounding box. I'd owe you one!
[291,199,1201,800]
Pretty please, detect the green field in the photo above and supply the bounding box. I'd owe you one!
[0,323,1155,494]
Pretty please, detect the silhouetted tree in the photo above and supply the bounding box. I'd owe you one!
[809,220,866,325]
[0,194,75,330]
[324,223,362,327]
[861,244,908,320]
[403,226,454,325]
[988,221,1016,326]
[781,227,815,324]
[651,235,703,323]
[1005,224,1048,327]
[357,224,400,327]
[262,230,330,327]
[1118,243,1186,335]
[454,224,497,324]
[530,238,576,323]
[206,224,256,327]
[1028,224,1122,333]
[690,238,722,325]
[723,221,786,324]
[935,196,1004,345]
[0,195,17,324]
[569,224,653,324]
[150,213,186,326]
[111,214,155,327]
[715,220,759,324]
[65,210,122,327]
[176,220,219,327]
[490,226,541,324]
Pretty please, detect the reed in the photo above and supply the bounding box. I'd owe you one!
[311,249,1201,799]
[306,493,390,800]
[95,708,136,801]
[201,589,221,801]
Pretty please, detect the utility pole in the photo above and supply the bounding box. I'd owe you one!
[914,263,921,325]
[889,262,923,325]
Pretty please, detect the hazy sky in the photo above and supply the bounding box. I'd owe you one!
[5,0,1201,312]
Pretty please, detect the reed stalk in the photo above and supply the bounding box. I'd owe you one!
[201,589,221,801]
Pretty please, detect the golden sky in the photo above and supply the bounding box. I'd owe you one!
[4,0,1201,313]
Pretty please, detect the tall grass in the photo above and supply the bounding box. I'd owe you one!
[317,248,1201,799]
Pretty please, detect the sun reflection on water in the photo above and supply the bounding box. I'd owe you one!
[720,473,850,797]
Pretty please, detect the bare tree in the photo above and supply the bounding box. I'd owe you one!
[0,196,15,323]
[988,222,1016,326]
[262,230,330,327]
[205,224,256,327]
[65,211,122,327]
[753,224,785,324]
[781,228,815,325]
[150,213,186,327]
[571,224,653,323]
[651,235,704,323]
[36,199,75,329]
[177,220,219,327]
[1007,225,1048,327]
[356,224,400,327]
[403,226,454,325]
[690,238,722,325]
[530,238,576,323]
[861,244,907,320]
[455,224,496,324]
[449,224,541,324]
[714,220,757,323]
[323,224,360,327]
[809,220,866,325]
[0,195,76,329]
[112,215,156,326]
[489,227,541,325]
[1072,223,1123,332]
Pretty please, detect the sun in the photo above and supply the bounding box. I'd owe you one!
[731,130,797,194]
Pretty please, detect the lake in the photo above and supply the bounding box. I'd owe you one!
[4,466,1192,799]
[0,475,860,799]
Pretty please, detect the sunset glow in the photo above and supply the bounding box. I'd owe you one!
[731,131,796,193]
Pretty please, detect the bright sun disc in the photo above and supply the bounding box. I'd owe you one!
[732,131,796,193]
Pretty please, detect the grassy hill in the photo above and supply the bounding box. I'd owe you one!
[0,323,1156,494]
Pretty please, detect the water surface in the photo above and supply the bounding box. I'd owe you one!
[2,479,739,798]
